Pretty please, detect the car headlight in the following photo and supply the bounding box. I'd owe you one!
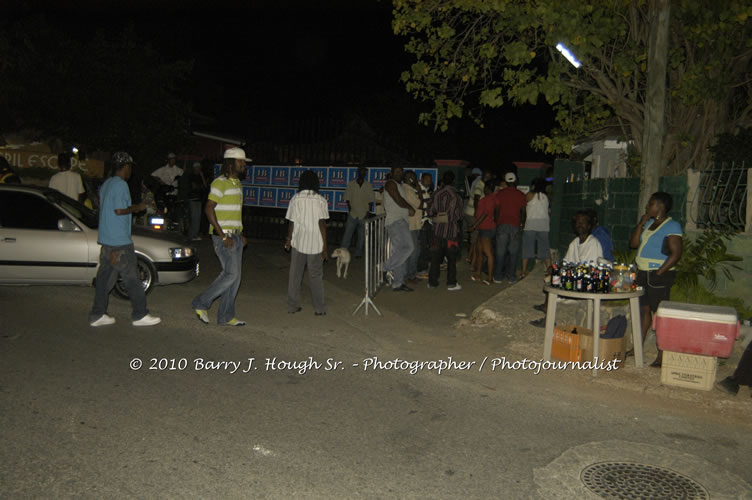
[169,247,194,259]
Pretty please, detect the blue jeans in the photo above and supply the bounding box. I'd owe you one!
[406,229,420,279]
[383,219,414,288]
[341,215,365,257]
[89,244,148,322]
[494,224,521,281]
[192,234,243,324]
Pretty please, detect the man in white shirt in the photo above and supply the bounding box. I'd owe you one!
[564,210,604,263]
[530,210,602,328]
[151,152,183,196]
[285,170,330,315]
[49,152,85,202]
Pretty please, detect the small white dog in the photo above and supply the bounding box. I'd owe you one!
[331,248,351,279]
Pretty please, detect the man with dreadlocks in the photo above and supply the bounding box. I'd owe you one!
[285,170,330,315]
[192,147,250,327]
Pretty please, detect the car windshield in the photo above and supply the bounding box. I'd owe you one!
[45,190,99,229]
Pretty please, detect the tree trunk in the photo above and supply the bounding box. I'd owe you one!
[638,0,671,215]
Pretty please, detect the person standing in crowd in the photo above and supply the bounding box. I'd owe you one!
[341,165,374,258]
[89,152,160,327]
[402,170,423,283]
[521,178,552,279]
[427,170,464,291]
[192,147,249,327]
[382,166,416,292]
[151,152,183,197]
[285,170,329,315]
[464,168,491,264]
[49,152,85,202]
[187,162,208,241]
[469,182,497,284]
[586,208,614,262]
[493,172,527,283]
[416,172,434,278]
[630,192,683,367]
[530,210,603,327]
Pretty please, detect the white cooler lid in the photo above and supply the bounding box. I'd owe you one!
[656,301,738,324]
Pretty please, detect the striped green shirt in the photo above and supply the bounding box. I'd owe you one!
[208,175,243,234]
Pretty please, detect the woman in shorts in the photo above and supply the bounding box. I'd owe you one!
[629,191,683,367]
[469,182,497,284]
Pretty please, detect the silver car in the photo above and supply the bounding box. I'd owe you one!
[0,184,199,298]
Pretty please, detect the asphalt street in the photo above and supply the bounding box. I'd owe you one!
[2,240,751,498]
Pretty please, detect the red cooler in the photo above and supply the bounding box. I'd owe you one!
[653,301,740,358]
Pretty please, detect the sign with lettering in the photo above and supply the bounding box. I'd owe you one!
[243,186,259,205]
[259,187,277,207]
[319,190,334,211]
[311,167,328,188]
[327,167,348,188]
[334,190,348,212]
[276,188,295,209]
[253,166,271,185]
[290,167,306,188]
[369,168,390,189]
[271,166,290,186]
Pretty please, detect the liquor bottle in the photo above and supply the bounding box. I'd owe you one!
[551,263,561,288]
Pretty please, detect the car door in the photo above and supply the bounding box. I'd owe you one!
[0,190,93,283]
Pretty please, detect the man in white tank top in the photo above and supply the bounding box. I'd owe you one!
[382,166,416,291]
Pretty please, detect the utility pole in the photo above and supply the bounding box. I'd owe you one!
[638,0,671,215]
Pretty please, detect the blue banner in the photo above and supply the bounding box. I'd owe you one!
[276,188,295,209]
[369,168,390,189]
[334,191,348,212]
[319,190,335,211]
[253,166,271,185]
[243,186,259,205]
[259,187,277,207]
[327,167,349,188]
[271,166,290,186]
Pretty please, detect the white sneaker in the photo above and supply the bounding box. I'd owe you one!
[448,284,463,291]
[132,314,161,326]
[90,314,116,327]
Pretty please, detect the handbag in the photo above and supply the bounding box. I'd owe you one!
[433,212,449,223]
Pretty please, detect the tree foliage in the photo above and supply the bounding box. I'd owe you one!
[0,17,193,170]
[393,0,752,174]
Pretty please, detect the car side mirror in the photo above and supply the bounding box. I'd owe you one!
[58,218,81,232]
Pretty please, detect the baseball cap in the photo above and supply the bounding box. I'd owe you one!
[112,151,134,166]
[471,168,482,176]
[224,147,252,162]
[167,152,176,159]
[504,172,517,183]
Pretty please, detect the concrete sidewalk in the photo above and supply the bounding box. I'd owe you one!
[465,261,752,411]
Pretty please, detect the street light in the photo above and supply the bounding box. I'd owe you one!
[556,43,581,68]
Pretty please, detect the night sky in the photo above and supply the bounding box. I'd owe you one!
[9,0,556,170]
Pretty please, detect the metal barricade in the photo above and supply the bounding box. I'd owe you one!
[353,215,389,316]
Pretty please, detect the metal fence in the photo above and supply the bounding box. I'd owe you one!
[690,162,749,232]
[353,215,389,316]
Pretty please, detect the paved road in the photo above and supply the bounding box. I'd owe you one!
[2,240,751,498]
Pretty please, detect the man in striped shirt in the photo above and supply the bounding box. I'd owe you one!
[427,171,464,291]
[192,147,249,326]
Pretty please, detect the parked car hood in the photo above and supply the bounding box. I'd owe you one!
[131,226,190,245]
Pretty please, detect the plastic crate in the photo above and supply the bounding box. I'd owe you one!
[551,325,584,363]
[654,301,739,358]
[660,351,717,391]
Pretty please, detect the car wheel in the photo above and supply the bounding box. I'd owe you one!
[113,256,156,300]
